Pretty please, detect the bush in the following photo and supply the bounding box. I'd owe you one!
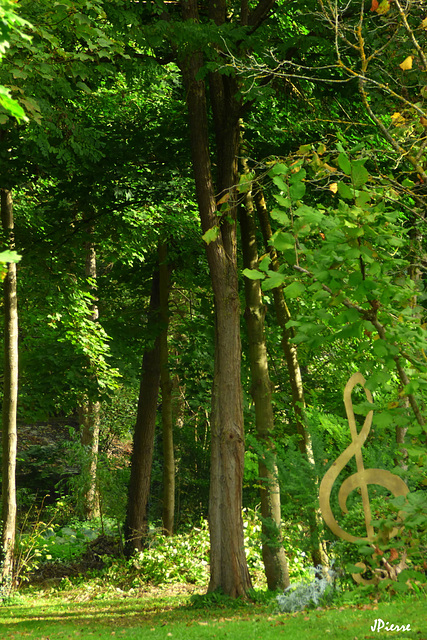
[131,520,210,585]
[276,564,338,613]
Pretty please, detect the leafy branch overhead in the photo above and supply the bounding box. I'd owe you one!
[253,141,426,436]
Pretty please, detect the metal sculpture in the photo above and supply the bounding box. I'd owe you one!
[319,372,409,583]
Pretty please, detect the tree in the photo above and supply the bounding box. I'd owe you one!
[159,242,175,536]
[124,264,163,555]
[239,146,290,589]
[0,188,19,598]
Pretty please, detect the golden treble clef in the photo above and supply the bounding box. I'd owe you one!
[319,372,409,544]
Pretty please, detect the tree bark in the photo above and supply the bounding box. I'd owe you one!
[0,188,18,598]
[159,242,175,536]
[255,185,328,567]
[239,156,290,590]
[124,269,161,555]
[179,0,252,597]
[79,233,101,520]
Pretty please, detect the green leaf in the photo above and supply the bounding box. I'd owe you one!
[273,194,291,208]
[289,168,306,183]
[258,256,271,272]
[283,281,305,298]
[355,191,371,206]
[338,153,351,175]
[372,339,388,357]
[261,271,286,291]
[402,178,415,188]
[272,175,288,191]
[269,163,290,176]
[294,205,324,225]
[271,231,295,251]
[242,268,265,280]
[351,160,369,188]
[238,172,254,193]
[0,250,21,264]
[374,411,394,428]
[271,208,290,225]
[338,180,354,199]
[202,226,220,244]
[289,180,305,201]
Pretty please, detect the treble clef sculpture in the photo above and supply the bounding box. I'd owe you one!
[319,372,409,546]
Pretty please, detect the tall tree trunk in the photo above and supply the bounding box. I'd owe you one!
[0,189,18,598]
[79,233,101,520]
[254,185,328,567]
[124,269,161,555]
[239,155,290,590]
[179,0,251,597]
[159,242,175,536]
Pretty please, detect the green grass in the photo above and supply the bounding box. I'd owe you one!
[1,587,425,640]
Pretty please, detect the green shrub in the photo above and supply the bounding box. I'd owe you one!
[131,520,210,585]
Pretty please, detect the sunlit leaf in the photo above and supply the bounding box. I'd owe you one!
[242,268,265,280]
[390,112,405,126]
[399,56,413,71]
[202,226,220,244]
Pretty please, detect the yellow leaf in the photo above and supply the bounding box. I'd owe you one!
[421,17,427,28]
[317,143,327,155]
[388,401,399,409]
[399,56,413,71]
[376,0,390,14]
[390,111,405,126]
[329,182,338,193]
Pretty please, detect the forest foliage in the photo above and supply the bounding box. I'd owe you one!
[0,0,426,603]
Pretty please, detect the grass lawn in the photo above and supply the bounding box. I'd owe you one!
[0,585,425,640]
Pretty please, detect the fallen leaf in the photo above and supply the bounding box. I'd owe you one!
[329,182,338,193]
[370,0,379,10]
[421,17,427,28]
[399,56,413,71]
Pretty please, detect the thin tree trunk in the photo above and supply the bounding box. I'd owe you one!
[179,0,252,596]
[79,233,100,520]
[79,400,101,519]
[124,269,161,555]
[239,156,290,590]
[159,242,175,536]
[254,185,328,567]
[0,188,18,597]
